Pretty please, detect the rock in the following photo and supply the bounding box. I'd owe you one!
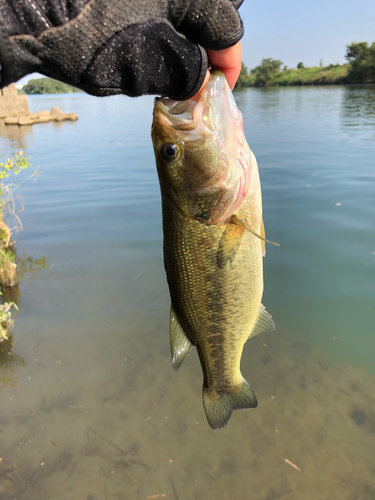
[58,112,78,121]
[1,84,18,96]
[4,107,78,126]
[33,114,52,123]
[18,116,34,126]
[4,116,19,125]
[50,106,63,115]
[0,85,30,118]
[0,261,17,287]
[350,409,367,426]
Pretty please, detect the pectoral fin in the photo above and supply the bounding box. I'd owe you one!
[232,214,279,249]
[217,222,245,269]
[248,303,275,339]
[169,305,193,372]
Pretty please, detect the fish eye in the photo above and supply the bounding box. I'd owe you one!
[162,143,179,162]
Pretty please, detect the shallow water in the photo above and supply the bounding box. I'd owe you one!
[0,85,374,499]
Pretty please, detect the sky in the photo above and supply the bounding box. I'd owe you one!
[239,0,375,69]
[16,0,375,84]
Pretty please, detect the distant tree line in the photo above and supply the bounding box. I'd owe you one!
[235,41,375,88]
[23,78,82,94]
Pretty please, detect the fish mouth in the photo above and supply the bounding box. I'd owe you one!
[154,71,228,142]
[153,98,208,143]
[154,99,198,132]
[153,71,238,144]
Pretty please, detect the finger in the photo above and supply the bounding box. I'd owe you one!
[207,42,242,90]
[190,69,211,102]
[190,41,242,101]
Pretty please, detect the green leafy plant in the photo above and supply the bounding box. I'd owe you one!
[0,248,15,269]
[346,41,375,83]
[0,151,35,239]
[0,294,18,341]
[253,58,283,87]
[235,62,252,88]
[0,152,34,340]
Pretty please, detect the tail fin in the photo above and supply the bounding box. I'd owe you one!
[202,379,258,430]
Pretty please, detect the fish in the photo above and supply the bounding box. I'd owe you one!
[151,71,276,430]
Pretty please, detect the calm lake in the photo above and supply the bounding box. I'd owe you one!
[0,85,374,499]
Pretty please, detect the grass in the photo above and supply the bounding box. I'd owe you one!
[0,248,15,270]
[274,65,350,86]
[236,64,352,88]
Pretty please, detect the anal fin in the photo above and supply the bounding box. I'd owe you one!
[169,305,193,372]
[248,303,275,339]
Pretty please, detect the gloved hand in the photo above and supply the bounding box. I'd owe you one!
[0,0,244,100]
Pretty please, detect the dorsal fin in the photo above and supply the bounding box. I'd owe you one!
[169,305,193,372]
[248,304,275,339]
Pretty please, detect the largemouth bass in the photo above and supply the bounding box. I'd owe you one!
[151,71,275,429]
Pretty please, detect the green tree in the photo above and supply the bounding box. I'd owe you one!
[346,41,375,83]
[235,62,250,88]
[345,42,370,62]
[23,78,82,94]
[297,62,305,69]
[253,58,283,87]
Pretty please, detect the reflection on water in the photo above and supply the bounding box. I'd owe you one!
[1,252,48,304]
[0,88,374,499]
[341,85,375,139]
[0,344,26,390]
[0,248,48,394]
[0,246,48,396]
[0,119,34,149]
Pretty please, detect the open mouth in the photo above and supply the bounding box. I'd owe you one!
[154,99,198,131]
[153,89,216,142]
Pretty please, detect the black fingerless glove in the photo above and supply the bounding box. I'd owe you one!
[0,0,243,99]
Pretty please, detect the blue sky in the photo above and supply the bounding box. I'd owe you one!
[17,0,375,84]
[239,0,375,69]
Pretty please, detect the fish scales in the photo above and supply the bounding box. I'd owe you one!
[163,193,263,390]
[152,71,275,429]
